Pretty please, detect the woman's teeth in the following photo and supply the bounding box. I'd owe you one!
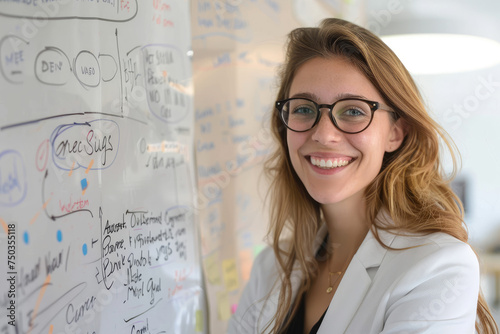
[310,157,350,169]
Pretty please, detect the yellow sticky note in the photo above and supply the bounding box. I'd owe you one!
[205,252,221,285]
[195,309,203,332]
[217,290,231,321]
[239,250,252,281]
[222,258,239,291]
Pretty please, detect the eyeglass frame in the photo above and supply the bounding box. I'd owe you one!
[275,97,398,134]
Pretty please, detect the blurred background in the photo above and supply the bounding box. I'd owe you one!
[191,0,500,331]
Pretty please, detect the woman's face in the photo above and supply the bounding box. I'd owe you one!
[287,57,404,205]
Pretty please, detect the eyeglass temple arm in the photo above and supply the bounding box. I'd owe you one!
[378,103,400,117]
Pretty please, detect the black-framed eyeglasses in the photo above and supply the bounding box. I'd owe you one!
[275,97,396,134]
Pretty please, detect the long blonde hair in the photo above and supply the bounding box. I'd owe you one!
[264,18,497,333]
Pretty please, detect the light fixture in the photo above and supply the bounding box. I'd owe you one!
[365,0,500,75]
[381,33,500,75]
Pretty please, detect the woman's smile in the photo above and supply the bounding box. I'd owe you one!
[305,154,357,176]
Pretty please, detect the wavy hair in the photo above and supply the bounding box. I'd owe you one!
[264,18,497,333]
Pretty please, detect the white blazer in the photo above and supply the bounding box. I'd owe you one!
[228,218,479,334]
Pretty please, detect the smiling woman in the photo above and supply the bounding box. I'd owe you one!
[227,18,498,334]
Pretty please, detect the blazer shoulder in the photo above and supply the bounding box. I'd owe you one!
[251,246,279,279]
[227,246,281,334]
[242,246,281,300]
[384,232,479,283]
[366,233,481,334]
[391,231,475,254]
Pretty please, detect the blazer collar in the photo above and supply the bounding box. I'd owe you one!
[318,211,398,334]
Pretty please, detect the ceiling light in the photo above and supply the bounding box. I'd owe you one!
[381,33,500,75]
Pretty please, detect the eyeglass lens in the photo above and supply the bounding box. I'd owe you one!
[281,99,373,133]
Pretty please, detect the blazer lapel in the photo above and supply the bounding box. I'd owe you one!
[317,228,397,334]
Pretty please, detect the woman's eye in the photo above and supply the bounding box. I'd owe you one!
[292,106,315,115]
[342,108,365,116]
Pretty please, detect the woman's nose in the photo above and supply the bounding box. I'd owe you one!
[310,111,343,145]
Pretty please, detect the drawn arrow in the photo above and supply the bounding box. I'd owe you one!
[42,169,94,221]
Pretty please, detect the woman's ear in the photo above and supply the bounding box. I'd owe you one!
[385,118,407,152]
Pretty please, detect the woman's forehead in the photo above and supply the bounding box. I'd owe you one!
[288,57,383,103]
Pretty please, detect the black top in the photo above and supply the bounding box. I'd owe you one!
[283,294,328,334]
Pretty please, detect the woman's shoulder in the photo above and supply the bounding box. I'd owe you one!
[244,245,282,294]
[227,246,283,333]
[251,246,279,277]
[380,230,479,280]
[375,211,474,262]
[389,231,476,256]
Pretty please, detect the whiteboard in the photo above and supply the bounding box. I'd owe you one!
[0,1,205,334]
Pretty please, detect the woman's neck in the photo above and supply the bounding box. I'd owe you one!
[321,191,370,256]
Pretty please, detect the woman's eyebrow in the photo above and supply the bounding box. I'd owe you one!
[335,92,367,100]
[289,92,320,100]
[289,92,368,102]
